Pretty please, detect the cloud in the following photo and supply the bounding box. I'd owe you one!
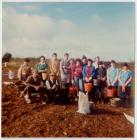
[3,7,56,40]
[56,8,63,12]
[2,6,134,62]
[91,15,103,22]
[59,19,75,31]
[21,6,39,11]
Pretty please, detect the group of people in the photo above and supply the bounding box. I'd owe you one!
[16,53,133,106]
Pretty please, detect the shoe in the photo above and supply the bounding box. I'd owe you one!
[24,94,31,104]
[41,101,46,105]
[26,99,31,104]
[20,91,24,98]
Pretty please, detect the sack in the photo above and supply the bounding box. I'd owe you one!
[77,91,90,114]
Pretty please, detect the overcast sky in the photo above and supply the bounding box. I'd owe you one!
[2,2,135,62]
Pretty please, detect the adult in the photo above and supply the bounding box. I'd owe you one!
[49,53,60,79]
[60,53,70,104]
[17,58,32,97]
[46,72,60,104]
[17,58,32,81]
[24,69,47,104]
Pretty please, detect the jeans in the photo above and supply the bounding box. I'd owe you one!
[119,86,131,103]
[74,76,83,92]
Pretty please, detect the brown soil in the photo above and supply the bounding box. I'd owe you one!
[2,66,134,137]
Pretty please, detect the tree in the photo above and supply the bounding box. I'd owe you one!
[2,52,12,63]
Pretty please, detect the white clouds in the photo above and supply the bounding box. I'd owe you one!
[2,6,134,62]
[21,6,39,11]
[2,7,77,58]
[3,8,56,40]
[59,19,75,31]
[56,8,63,12]
[91,15,103,22]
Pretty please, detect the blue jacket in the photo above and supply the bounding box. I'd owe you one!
[82,65,96,80]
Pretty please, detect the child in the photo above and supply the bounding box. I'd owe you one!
[107,60,118,87]
[46,72,60,104]
[118,63,133,106]
[74,59,83,92]
[36,56,49,83]
[49,53,60,79]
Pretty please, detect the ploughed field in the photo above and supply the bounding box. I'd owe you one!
[2,65,134,137]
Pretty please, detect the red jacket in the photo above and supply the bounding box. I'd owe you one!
[74,65,83,77]
[70,64,76,80]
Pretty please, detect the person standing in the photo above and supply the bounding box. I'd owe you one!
[107,60,119,98]
[74,59,83,92]
[49,53,60,80]
[81,55,87,67]
[118,63,133,107]
[96,61,107,103]
[36,56,49,83]
[69,58,76,85]
[107,60,119,87]
[82,59,96,101]
[60,53,70,104]
[93,56,100,69]
[60,53,70,85]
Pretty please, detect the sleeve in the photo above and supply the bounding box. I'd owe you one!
[104,68,107,77]
[107,68,110,80]
[56,61,60,75]
[49,61,53,73]
[82,66,86,80]
[130,71,133,77]
[118,70,122,79]
[56,80,59,85]
[26,76,31,84]
[116,68,119,78]
[17,66,22,80]
[91,66,96,78]
[29,67,32,75]
[46,80,51,90]
[60,60,64,73]
[46,63,48,70]
[35,64,39,71]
